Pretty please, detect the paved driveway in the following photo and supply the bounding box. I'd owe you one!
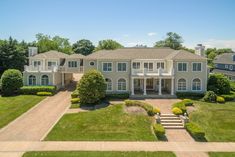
[145,99,180,113]
[0,89,71,141]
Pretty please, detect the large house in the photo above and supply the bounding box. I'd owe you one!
[23,46,208,97]
[213,53,235,81]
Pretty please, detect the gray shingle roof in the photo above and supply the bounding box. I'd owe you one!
[67,53,85,59]
[31,50,69,59]
[212,69,235,76]
[214,53,235,64]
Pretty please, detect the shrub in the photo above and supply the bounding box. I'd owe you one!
[153,124,165,137]
[36,92,53,96]
[216,96,225,103]
[172,102,186,113]
[172,107,183,115]
[182,99,193,106]
[77,70,106,104]
[221,91,235,101]
[71,90,79,98]
[1,69,23,96]
[106,93,130,99]
[153,108,161,114]
[20,86,56,95]
[176,92,204,99]
[185,122,205,140]
[124,100,156,116]
[230,81,235,92]
[71,98,80,104]
[207,74,230,94]
[202,91,217,102]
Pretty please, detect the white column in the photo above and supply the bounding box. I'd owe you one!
[143,78,147,95]
[171,78,174,95]
[62,73,65,87]
[131,78,135,95]
[159,78,162,95]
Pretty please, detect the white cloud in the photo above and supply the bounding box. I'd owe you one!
[202,39,235,50]
[122,34,129,37]
[147,32,157,36]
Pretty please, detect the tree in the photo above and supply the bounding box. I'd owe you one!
[207,74,230,94]
[77,70,106,104]
[154,32,183,50]
[35,33,72,54]
[72,39,95,55]
[180,46,195,53]
[95,39,123,51]
[1,69,23,96]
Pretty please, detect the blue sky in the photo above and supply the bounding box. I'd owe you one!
[1,0,235,49]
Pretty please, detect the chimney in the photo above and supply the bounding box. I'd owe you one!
[28,47,38,57]
[195,44,205,57]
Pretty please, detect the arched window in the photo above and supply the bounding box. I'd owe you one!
[192,78,201,91]
[105,78,112,91]
[178,78,186,91]
[29,75,36,85]
[41,75,49,85]
[117,78,126,91]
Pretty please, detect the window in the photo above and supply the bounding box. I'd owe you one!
[33,61,41,67]
[68,61,77,68]
[41,75,49,85]
[157,62,164,69]
[144,62,153,71]
[225,65,228,69]
[102,62,112,72]
[117,78,127,91]
[178,78,186,91]
[192,63,202,71]
[48,61,57,67]
[105,78,112,91]
[178,63,187,71]
[192,78,201,91]
[132,62,140,69]
[117,62,127,72]
[89,61,95,66]
[28,75,36,85]
[230,65,233,70]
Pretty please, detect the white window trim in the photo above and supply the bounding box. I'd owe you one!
[132,62,141,70]
[176,78,187,91]
[116,62,128,72]
[177,62,188,72]
[105,78,113,91]
[32,60,42,67]
[144,62,154,71]
[47,60,58,66]
[229,65,233,70]
[41,74,50,86]
[191,78,202,91]
[225,65,228,69]
[89,61,95,66]
[156,61,165,70]
[192,62,202,72]
[28,75,37,86]
[117,77,128,91]
[68,61,78,68]
[102,62,113,72]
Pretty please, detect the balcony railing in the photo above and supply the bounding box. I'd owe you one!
[24,65,58,72]
[132,68,174,76]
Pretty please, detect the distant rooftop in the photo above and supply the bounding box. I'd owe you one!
[214,53,235,64]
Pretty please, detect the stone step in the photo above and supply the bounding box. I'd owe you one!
[161,119,182,123]
[164,125,184,129]
[160,117,180,120]
[161,122,184,126]
[160,114,178,117]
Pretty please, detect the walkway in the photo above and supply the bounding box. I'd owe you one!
[145,99,180,113]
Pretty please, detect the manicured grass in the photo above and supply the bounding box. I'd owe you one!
[189,101,235,142]
[0,95,45,128]
[209,152,235,157]
[45,104,156,141]
[23,151,176,157]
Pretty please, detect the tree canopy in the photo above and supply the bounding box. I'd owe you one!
[95,39,123,51]
[72,39,95,55]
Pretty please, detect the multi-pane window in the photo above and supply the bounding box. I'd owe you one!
[68,61,77,67]
[157,62,164,69]
[33,61,41,67]
[105,78,112,91]
[230,65,233,70]
[117,78,126,91]
[102,63,112,72]
[132,62,140,69]
[178,78,186,91]
[117,63,127,72]
[48,61,57,67]
[41,75,49,85]
[192,78,201,91]
[144,62,153,71]
[192,63,202,71]
[178,63,187,71]
[28,75,36,85]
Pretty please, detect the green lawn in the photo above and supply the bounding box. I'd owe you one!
[0,95,45,128]
[23,151,176,157]
[45,104,156,141]
[209,152,235,157]
[189,101,235,142]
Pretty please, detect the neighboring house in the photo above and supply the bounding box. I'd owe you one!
[84,47,207,97]
[23,47,84,88]
[213,53,235,81]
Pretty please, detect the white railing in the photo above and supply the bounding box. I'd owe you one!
[24,65,58,72]
[132,68,174,76]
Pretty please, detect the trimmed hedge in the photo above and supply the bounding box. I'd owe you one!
[221,91,235,101]
[71,90,79,98]
[153,124,165,137]
[216,96,225,103]
[185,122,205,140]
[172,102,186,113]
[172,107,183,115]
[230,81,235,92]
[202,91,217,102]
[106,93,130,99]
[176,92,204,99]
[182,99,193,106]
[71,98,80,104]
[124,100,159,116]
[37,92,53,96]
[20,86,56,95]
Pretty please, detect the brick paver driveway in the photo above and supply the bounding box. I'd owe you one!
[145,99,181,113]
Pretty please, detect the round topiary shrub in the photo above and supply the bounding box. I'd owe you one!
[172,107,183,115]
[216,96,225,103]
[153,107,161,114]
[1,69,23,96]
[203,91,217,102]
[77,70,106,104]
[153,124,165,138]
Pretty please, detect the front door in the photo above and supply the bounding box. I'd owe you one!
[146,79,154,90]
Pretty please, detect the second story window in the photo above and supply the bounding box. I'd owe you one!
[144,62,153,71]
[178,62,187,72]
[230,65,233,70]
[33,61,41,67]
[48,61,57,67]
[157,62,164,69]
[102,62,112,72]
[192,63,202,72]
[68,61,77,68]
[132,62,140,69]
[117,62,127,72]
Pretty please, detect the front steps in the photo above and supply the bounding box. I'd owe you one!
[160,114,184,129]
